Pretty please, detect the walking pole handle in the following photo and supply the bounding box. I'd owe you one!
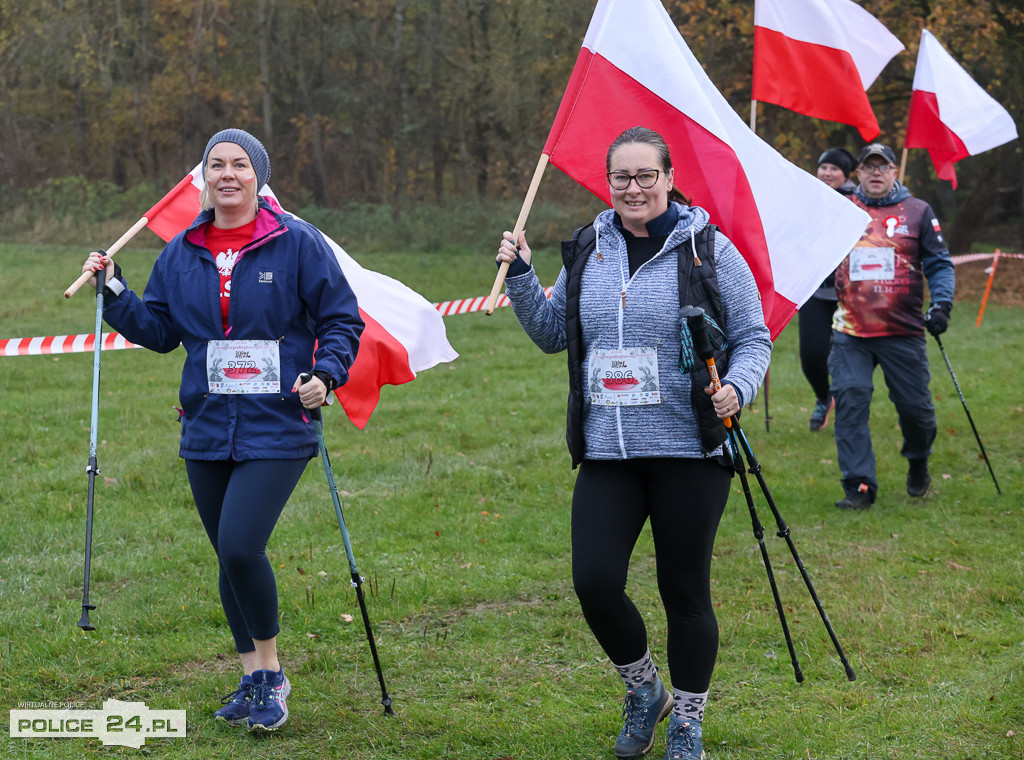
[685,307,732,429]
[298,373,324,423]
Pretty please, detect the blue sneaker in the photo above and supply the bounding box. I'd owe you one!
[247,669,291,732]
[614,678,674,758]
[663,716,705,759]
[214,674,254,726]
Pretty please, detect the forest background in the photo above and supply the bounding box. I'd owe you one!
[1,0,1022,257]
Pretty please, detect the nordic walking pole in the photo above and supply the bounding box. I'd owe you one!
[64,217,149,299]
[932,334,1001,494]
[684,308,803,682]
[78,256,111,631]
[687,308,856,681]
[725,426,803,682]
[300,375,396,715]
[732,424,857,682]
[484,153,550,315]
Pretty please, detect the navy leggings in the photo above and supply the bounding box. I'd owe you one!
[571,457,732,693]
[186,458,309,653]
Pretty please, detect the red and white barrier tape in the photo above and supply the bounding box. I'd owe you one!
[951,252,1024,265]
[0,286,555,357]
[2,333,139,357]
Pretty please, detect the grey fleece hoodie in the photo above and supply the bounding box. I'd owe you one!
[504,204,772,460]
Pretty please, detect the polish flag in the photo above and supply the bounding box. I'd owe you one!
[752,0,904,141]
[141,165,458,428]
[544,0,870,339]
[905,29,1018,190]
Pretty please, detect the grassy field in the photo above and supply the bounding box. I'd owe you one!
[1,239,1022,759]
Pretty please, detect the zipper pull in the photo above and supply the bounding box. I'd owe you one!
[621,291,626,309]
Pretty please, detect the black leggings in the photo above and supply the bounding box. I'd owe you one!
[186,458,309,653]
[798,297,837,402]
[571,457,731,693]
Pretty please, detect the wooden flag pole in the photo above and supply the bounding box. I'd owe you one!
[749,99,758,133]
[484,153,550,315]
[898,147,909,184]
[64,216,151,299]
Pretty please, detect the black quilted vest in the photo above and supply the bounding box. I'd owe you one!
[561,223,729,468]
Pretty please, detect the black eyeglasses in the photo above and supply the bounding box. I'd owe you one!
[606,169,661,190]
[858,163,895,175]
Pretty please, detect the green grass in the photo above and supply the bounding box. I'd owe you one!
[1,240,1022,759]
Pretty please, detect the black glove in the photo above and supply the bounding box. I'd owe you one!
[924,301,952,336]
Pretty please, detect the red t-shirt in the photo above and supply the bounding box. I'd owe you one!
[205,220,257,334]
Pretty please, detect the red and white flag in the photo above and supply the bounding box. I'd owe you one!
[753,0,904,141]
[544,0,869,338]
[905,29,1018,190]
[141,165,458,428]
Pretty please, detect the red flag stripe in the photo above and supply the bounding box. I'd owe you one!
[753,27,880,141]
[334,309,417,429]
[543,50,786,334]
[905,89,968,189]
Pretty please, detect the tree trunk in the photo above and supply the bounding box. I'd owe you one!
[258,0,275,151]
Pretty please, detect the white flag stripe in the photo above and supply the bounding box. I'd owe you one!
[754,0,904,88]
[913,29,1017,155]
[315,234,458,373]
[587,0,732,146]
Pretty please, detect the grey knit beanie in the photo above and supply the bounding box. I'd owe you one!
[203,129,271,189]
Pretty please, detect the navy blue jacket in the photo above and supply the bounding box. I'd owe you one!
[103,200,363,460]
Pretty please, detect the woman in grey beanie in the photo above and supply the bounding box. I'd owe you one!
[83,127,363,734]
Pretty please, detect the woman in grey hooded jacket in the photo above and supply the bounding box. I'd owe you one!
[497,127,771,760]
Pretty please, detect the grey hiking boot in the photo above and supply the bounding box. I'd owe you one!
[907,458,931,497]
[663,715,705,759]
[614,678,674,758]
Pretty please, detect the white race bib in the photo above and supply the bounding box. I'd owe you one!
[849,246,896,282]
[588,347,661,406]
[207,340,281,394]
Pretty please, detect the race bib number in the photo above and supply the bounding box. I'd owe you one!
[207,340,281,394]
[588,347,661,406]
[849,246,896,282]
